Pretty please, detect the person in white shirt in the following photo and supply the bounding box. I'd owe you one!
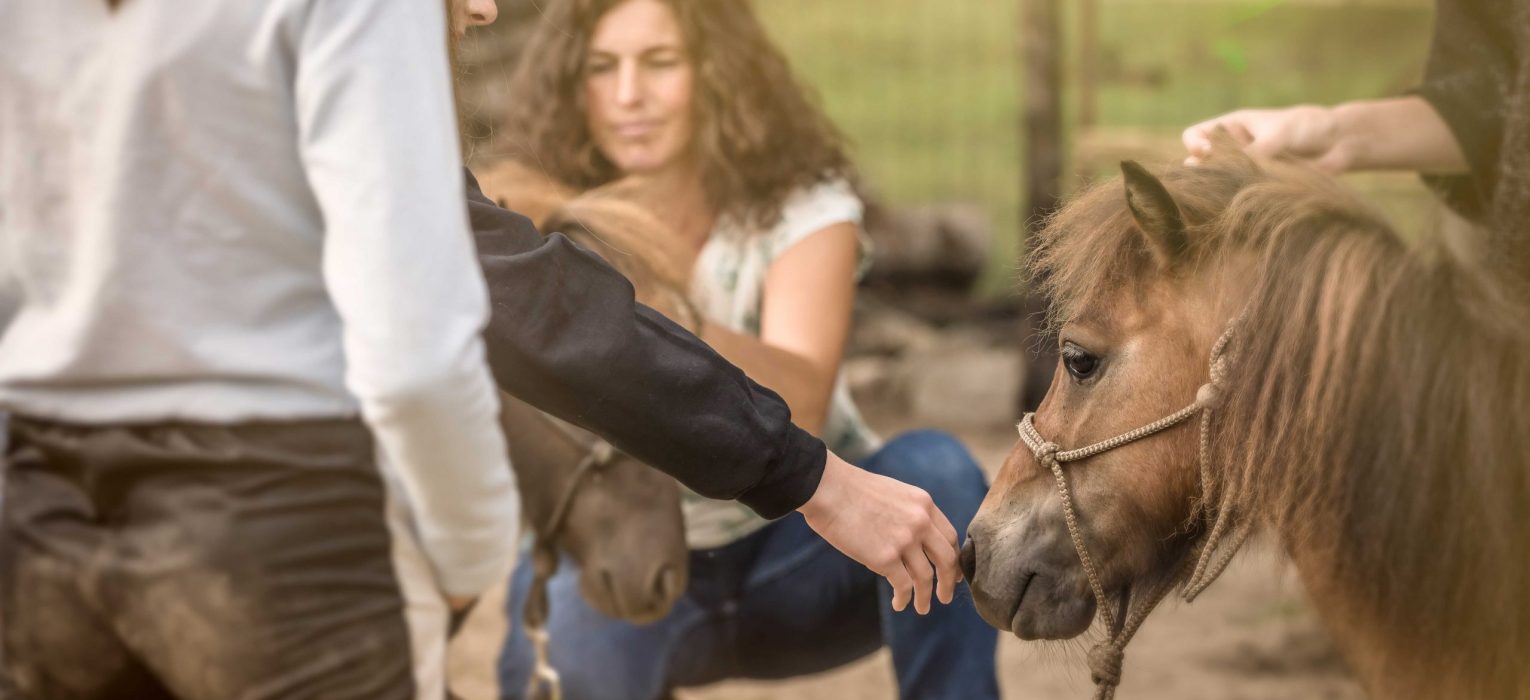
[0,0,969,696]
[0,1,517,698]
[0,275,11,492]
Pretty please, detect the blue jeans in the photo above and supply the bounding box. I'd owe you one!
[497,429,999,700]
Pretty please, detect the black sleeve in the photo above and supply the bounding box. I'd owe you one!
[1411,0,1513,220]
[463,168,826,519]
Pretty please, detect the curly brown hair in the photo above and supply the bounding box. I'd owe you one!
[490,0,853,229]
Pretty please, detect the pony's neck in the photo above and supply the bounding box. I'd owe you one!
[1211,227,1530,698]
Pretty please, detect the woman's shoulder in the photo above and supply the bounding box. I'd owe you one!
[769,178,864,250]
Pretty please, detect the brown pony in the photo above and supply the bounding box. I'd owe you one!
[479,160,696,623]
[963,141,1530,698]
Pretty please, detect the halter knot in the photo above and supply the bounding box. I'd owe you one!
[1088,643,1125,687]
[1194,381,1220,407]
[1035,441,1061,464]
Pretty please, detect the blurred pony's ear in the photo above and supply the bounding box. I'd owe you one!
[1120,160,1190,269]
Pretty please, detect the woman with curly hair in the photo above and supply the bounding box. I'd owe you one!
[491,1,999,697]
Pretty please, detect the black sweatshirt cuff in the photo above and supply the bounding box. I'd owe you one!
[734,423,828,520]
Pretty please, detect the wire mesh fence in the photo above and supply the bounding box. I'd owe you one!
[461,0,1440,294]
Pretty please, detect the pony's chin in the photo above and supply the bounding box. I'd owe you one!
[578,578,679,626]
[1009,575,1105,640]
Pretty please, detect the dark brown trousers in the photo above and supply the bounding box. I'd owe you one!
[0,416,415,700]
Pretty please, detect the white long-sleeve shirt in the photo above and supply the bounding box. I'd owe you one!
[0,0,519,597]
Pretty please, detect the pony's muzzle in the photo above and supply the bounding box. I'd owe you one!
[650,562,682,607]
[584,561,685,625]
[964,512,1098,640]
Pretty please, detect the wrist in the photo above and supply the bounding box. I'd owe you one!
[798,450,846,518]
[1327,100,1381,172]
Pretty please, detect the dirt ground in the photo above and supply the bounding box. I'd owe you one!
[447,414,1362,700]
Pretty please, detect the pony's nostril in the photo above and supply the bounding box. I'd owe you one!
[599,568,623,614]
[960,536,978,582]
[651,564,679,602]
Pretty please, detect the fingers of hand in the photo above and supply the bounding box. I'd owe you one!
[901,547,936,615]
[924,498,958,549]
[1184,113,1260,159]
[1181,123,1212,157]
[1224,119,1256,146]
[923,529,961,604]
[886,562,914,612]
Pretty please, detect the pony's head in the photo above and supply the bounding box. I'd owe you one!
[963,144,1271,640]
[498,393,686,623]
[964,135,1530,696]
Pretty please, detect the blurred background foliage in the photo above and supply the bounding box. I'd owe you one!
[465,0,1441,297]
[754,0,1437,295]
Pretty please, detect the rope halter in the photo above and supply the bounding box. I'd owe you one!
[1015,317,1250,700]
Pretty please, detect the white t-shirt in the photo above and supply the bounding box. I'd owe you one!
[683,179,883,549]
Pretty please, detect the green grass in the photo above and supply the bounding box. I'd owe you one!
[756,0,1437,295]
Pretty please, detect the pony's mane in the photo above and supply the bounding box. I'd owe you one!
[542,180,694,296]
[473,159,694,315]
[474,159,579,229]
[1031,151,1530,696]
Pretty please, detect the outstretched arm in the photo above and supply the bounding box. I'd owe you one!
[1182,97,1469,175]
[465,170,961,610]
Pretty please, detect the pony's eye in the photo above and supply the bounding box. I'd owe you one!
[1061,343,1100,382]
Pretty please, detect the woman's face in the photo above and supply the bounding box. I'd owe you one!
[583,0,697,176]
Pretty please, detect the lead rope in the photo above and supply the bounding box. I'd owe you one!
[522,545,562,700]
[522,415,616,700]
[1017,318,1244,699]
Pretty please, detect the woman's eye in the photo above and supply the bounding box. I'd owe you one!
[1061,344,1100,382]
[586,62,615,76]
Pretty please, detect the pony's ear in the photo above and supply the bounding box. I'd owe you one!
[1120,160,1190,268]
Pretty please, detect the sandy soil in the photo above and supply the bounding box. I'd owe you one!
[447,417,1362,700]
